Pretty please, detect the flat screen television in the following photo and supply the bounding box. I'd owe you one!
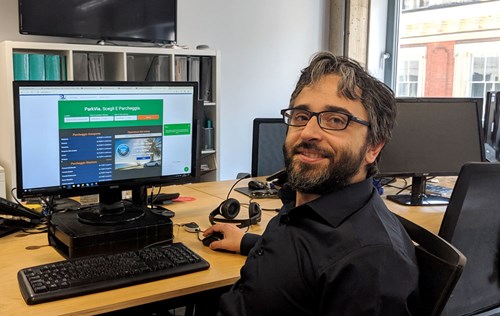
[19,0,177,44]
[377,97,485,206]
[13,81,199,224]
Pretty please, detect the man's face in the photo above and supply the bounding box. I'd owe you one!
[284,74,382,194]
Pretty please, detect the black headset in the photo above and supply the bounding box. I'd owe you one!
[208,175,262,228]
[209,198,261,228]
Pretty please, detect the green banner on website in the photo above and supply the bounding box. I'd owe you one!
[58,99,163,129]
[164,123,191,136]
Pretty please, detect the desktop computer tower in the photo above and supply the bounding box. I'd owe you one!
[48,208,173,258]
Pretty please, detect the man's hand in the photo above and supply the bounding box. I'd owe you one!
[203,223,245,252]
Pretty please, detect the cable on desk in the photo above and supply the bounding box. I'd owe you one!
[248,197,280,213]
[174,222,204,241]
[143,237,174,249]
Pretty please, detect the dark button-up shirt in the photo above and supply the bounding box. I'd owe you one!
[218,178,419,315]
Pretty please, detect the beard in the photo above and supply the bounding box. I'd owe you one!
[283,141,368,195]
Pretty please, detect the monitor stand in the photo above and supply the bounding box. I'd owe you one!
[386,176,450,206]
[77,187,146,225]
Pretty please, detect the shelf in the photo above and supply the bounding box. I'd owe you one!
[201,149,216,155]
[0,40,221,199]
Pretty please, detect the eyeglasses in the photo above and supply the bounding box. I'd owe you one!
[281,108,370,130]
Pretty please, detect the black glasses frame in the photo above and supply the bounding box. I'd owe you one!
[280,108,370,130]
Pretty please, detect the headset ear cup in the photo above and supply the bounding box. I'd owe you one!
[248,202,261,218]
[220,198,240,219]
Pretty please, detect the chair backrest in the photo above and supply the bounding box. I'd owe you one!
[395,214,466,316]
[251,118,287,177]
[439,162,500,315]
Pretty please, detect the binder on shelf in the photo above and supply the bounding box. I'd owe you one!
[200,56,213,102]
[188,56,200,84]
[13,53,29,80]
[60,55,67,80]
[175,56,188,81]
[146,55,170,81]
[28,53,45,80]
[88,53,104,81]
[44,54,61,80]
[73,52,89,81]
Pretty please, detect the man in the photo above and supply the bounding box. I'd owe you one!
[203,52,419,315]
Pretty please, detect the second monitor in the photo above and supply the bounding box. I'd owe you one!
[377,97,484,206]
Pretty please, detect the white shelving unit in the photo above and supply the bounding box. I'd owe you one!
[0,40,220,199]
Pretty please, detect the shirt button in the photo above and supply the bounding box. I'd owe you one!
[256,248,264,256]
[238,284,245,293]
[282,215,290,223]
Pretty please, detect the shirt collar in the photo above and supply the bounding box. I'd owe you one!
[279,178,375,228]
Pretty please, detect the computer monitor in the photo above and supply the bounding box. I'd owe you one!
[251,118,287,177]
[493,92,500,153]
[377,97,485,206]
[483,92,495,145]
[13,81,200,224]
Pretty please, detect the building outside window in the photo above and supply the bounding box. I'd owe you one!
[470,55,500,98]
[396,47,426,96]
[395,0,500,98]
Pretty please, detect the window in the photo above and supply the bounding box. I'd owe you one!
[396,47,426,96]
[454,42,500,97]
[388,0,500,98]
[470,55,500,98]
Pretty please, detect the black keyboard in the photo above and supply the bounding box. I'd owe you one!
[18,242,210,305]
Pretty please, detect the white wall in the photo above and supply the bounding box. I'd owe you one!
[367,0,389,81]
[0,0,329,181]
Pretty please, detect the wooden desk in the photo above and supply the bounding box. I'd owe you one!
[0,179,445,316]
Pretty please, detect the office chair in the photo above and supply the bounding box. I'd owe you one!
[439,162,500,315]
[251,118,287,177]
[395,214,466,316]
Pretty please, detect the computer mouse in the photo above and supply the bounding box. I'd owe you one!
[248,180,267,190]
[202,232,224,247]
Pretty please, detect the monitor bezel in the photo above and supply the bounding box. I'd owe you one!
[13,80,200,200]
[377,97,486,178]
[18,0,177,45]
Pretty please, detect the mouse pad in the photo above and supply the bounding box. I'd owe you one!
[234,187,279,199]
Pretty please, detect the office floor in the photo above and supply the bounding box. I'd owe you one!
[98,285,231,316]
[99,303,188,316]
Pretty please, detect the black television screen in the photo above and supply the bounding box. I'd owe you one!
[19,0,177,44]
[14,81,199,224]
[377,97,485,206]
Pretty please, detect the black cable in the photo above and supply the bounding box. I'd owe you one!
[143,55,159,81]
[143,237,175,249]
[226,174,251,200]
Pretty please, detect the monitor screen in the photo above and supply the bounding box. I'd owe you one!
[493,92,500,152]
[19,0,177,44]
[14,81,199,223]
[377,97,484,206]
[484,92,497,148]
